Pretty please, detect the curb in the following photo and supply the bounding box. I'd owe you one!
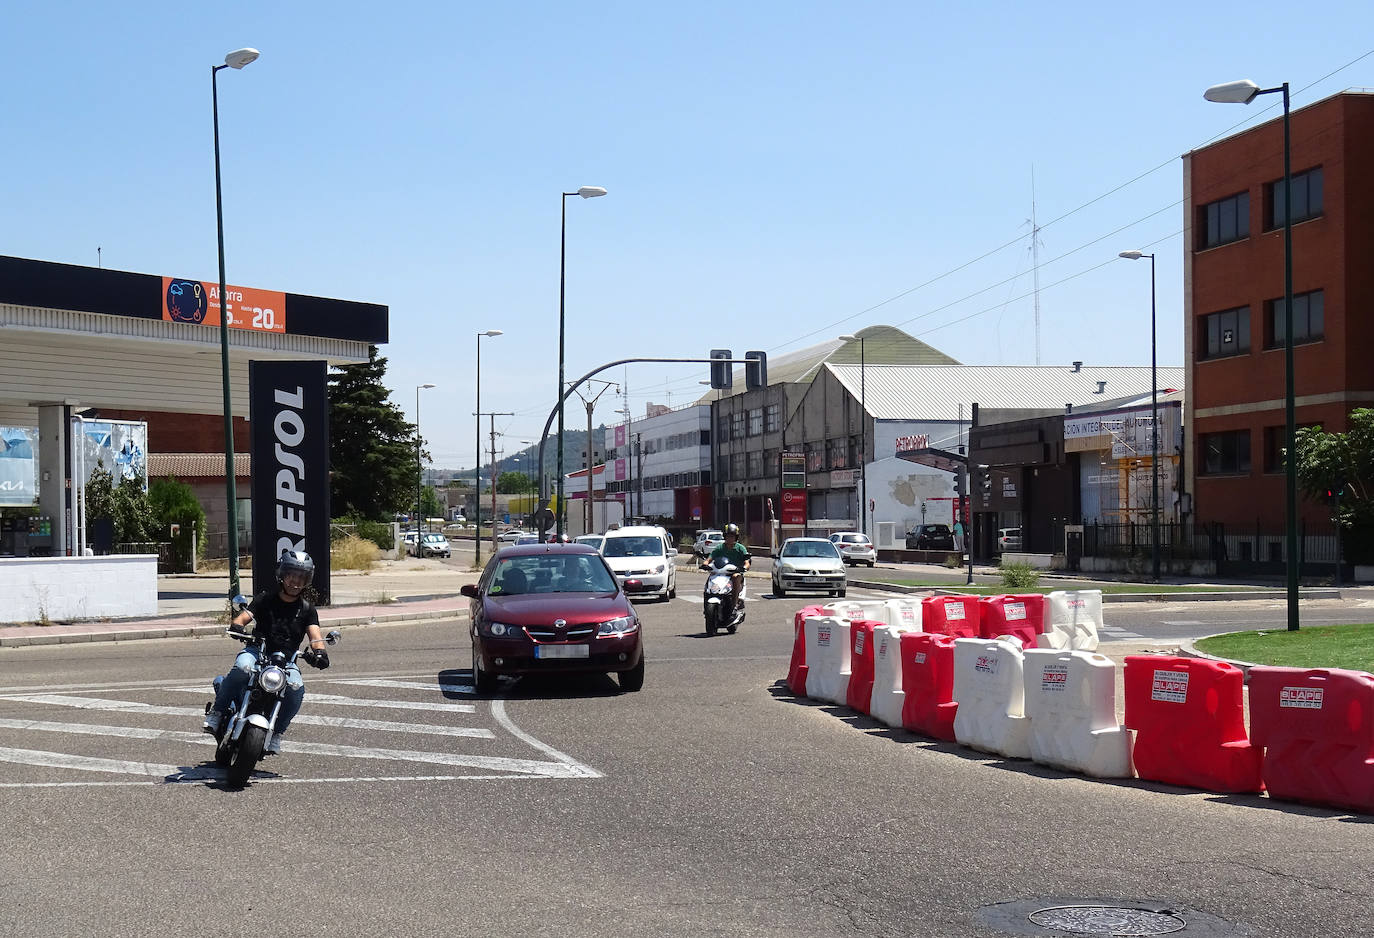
[848,581,1342,603]
[0,607,468,649]
[1176,633,1264,682]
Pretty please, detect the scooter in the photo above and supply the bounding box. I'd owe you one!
[206,595,340,786]
[702,557,746,636]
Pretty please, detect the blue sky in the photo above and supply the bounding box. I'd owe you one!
[4,1,1371,468]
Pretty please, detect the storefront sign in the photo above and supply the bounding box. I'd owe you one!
[780,488,806,525]
[162,277,287,334]
[894,433,930,454]
[0,426,38,507]
[829,468,859,488]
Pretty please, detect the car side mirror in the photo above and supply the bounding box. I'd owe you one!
[460,584,479,598]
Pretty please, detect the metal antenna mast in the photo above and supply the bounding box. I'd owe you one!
[1031,166,1043,365]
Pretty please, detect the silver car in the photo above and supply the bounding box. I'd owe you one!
[828,531,876,567]
[772,537,847,597]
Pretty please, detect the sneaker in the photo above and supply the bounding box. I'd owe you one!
[202,710,223,734]
[264,733,284,756]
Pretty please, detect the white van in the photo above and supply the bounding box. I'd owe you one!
[600,525,676,601]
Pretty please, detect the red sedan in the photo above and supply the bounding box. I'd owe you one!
[461,543,645,694]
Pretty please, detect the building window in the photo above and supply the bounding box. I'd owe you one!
[1199,306,1250,360]
[747,408,763,436]
[1268,290,1324,347]
[1268,167,1323,229]
[1199,191,1250,249]
[700,428,711,446]
[764,403,780,433]
[717,453,730,481]
[731,452,746,479]
[1201,430,1251,476]
[827,438,847,469]
[731,411,745,440]
[746,452,762,478]
[806,441,825,472]
[849,435,862,468]
[717,416,730,443]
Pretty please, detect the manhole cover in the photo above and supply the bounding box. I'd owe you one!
[1028,905,1186,936]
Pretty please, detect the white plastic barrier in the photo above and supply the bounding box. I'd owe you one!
[883,598,923,632]
[1042,589,1102,651]
[1022,649,1133,778]
[951,638,1031,758]
[801,616,852,706]
[822,598,923,631]
[868,624,922,727]
[822,599,883,623]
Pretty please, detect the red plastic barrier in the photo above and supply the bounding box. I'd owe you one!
[786,606,829,696]
[921,596,981,639]
[1123,656,1262,793]
[1249,666,1374,814]
[979,594,1046,648]
[845,620,882,714]
[899,633,958,740]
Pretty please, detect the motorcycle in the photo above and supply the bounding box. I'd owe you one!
[205,595,341,786]
[702,557,746,636]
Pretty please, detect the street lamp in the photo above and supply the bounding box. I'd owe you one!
[1119,250,1161,582]
[1205,78,1299,631]
[415,384,436,554]
[212,46,259,600]
[474,329,502,566]
[839,334,867,535]
[557,185,607,537]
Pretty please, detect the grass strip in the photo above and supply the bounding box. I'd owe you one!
[1195,622,1374,672]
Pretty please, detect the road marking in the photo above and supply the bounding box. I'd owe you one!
[331,678,475,694]
[165,687,478,714]
[4,695,495,740]
[491,698,602,779]
[675,591,886,605]
[1161,620,1206,626]
[0,773,558,789]
[0,746,180,777]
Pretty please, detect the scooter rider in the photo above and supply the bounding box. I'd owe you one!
[202,550,330,755]
[701,523,750,609]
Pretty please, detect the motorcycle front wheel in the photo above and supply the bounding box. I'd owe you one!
[704,607,718,637]
[227,724,267,787]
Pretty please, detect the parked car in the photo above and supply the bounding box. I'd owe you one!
[693,529,725,557]
[461,544,644,694]
[601,525,677,601]
[828,531,876,567]
[515,533,541,546]
[401,531,420,552]
[998,527,1022,553]
[497,529,528,544]
[416,532,451,558]
[575,534,605,552]
[906,524,955,551]
[771,537,846,597]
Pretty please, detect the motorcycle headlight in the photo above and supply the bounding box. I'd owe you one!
[258,665,286,694]
[597,616,637,636]
[489,622,522,638]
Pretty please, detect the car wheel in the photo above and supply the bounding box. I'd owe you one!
[619,656,645,692]
[773,578,786,597]
[471,638,497,696]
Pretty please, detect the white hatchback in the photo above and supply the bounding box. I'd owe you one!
[828,531,876,567]
[601,525,677,601]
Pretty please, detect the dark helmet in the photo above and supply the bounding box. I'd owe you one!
[276,549,315,588]
[723,523,741,539]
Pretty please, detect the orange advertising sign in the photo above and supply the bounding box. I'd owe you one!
[161,277,287,333]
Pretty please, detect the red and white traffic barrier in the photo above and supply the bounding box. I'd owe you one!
[951,638,1031,758]
[1023,649,1132,778]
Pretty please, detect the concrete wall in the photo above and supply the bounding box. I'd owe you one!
[0,554,158,623]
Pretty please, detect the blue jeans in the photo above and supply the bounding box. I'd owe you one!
[212,646,306,735]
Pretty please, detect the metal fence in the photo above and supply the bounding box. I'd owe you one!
[1073,520,1347,577]
[114,541,175,574]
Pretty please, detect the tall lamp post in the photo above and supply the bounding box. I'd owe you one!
[838,334,867,536]
[1118,250,1160,582]
[212,46,259,600]
[556,185,608,537]
[415,384,436,555]
[474,329,502,566]
[1205,78,1299,631]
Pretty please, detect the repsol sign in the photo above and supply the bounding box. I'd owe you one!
[250,360,330,602]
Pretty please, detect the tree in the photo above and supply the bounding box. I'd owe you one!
[419,484,442,519]
[497,471,534,494]
[328,346,422,521]
[1295,408,1374,561]
[148,477,207,569]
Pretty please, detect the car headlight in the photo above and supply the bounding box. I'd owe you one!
[780,564,796,574]
[651,564,665,574]
[597,616,637,636]
[489,621,522,638]
[258,665,286,694]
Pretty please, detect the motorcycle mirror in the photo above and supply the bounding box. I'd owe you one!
[230,594,250,611]
[325,629,342,646]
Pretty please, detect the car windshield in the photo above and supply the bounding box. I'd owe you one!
[488,555,617,595]
[782,541,839,559]
[602,536,664,558]
[423,534,445,543]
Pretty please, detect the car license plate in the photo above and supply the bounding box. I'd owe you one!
[804,576,824,584]
[535,645,590,659]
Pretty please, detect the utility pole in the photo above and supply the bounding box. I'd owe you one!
[477,410,514,559]
[570,379,617,536]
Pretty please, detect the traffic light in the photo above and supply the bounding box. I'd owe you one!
[978,465,992,497]
[744,350,768,390]
[953,472,964,496]
[1326,482,1345,504]
[709,349,733,390]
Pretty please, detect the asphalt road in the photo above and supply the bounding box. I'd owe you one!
[2,579,1372,937]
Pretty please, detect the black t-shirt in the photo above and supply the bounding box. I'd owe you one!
[247,590,320,657]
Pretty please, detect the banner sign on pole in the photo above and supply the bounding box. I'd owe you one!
[250,360,331,603]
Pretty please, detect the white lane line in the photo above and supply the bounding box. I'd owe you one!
[675,592,885,605]
[1161,620,1206,626]
[4,696,494,740]
[0,774,558,789]
[331,678,475,694]
[164,687,477,714]
[0,719,580,777]
[491,698,602,779]
[0,746,181,777]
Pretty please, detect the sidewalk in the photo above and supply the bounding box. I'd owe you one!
[1,558,477,649]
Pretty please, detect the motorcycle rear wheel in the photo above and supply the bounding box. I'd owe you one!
[227,724,267,787]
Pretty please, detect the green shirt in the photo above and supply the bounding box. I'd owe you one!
[709,542,750,569]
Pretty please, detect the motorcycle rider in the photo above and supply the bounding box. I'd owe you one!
[202,550,330,755]
[701,523,750,611]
